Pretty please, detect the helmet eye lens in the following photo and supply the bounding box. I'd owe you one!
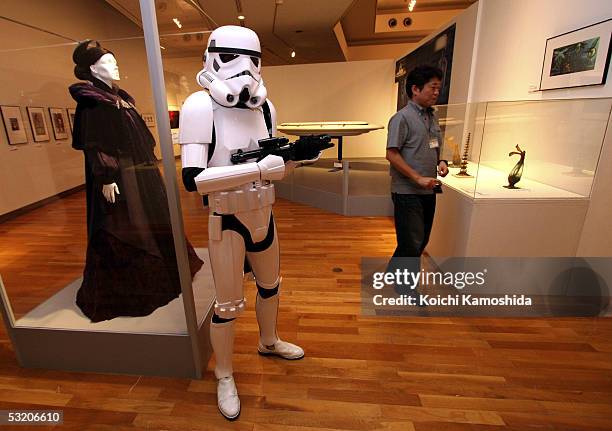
[219,53,239,63]
[251,57,259,67]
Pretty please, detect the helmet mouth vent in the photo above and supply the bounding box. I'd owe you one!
[239,88,250,103]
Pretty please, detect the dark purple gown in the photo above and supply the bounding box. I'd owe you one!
[69,78,203,322]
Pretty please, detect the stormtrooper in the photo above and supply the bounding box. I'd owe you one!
[179,26,313,420]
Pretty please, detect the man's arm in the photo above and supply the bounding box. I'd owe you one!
[386,148,437,189]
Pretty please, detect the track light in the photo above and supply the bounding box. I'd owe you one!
[408,0,416,12]
[172,18,182,28]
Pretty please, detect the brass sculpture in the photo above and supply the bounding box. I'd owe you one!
[504,144,526,189]
[453,132,473,178]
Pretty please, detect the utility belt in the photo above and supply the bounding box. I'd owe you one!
[209,183,275,214]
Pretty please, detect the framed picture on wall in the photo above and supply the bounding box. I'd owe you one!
[1,105,28,145]
[27,107,50,142]
[67,108,76,132]
[395,24,456,110]
[142,113,156,127]
[540,18,612,91]
[49,107,69,140]
[168,110,180,129]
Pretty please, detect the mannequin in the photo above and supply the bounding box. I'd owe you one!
[69,40,203,322]
[179,26,316,420]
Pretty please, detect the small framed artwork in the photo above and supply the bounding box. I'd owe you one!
[1,105,28,145]
[540,18,612,91]
[27,107,50,142]
[142,113,156,127]
[49,107,69,140]
[168,110,180,129]
[67,108,76,132]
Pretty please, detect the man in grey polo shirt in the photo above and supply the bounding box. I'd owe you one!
[386,65,449,264]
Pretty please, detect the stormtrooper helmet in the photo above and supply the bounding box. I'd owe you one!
[197,25,267,108]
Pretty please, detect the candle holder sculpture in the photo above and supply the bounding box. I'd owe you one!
[503,144,526,189]
[453,132,473,178]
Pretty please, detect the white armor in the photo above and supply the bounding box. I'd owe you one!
[179,25,304,421]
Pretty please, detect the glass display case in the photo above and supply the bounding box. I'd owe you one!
[435,98,609,199]
[0,1,214,378]
[276,158,393,216]
[429,98,610,257]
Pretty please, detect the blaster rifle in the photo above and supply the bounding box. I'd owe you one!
[230,134,334,165]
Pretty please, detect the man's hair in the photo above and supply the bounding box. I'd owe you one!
[405,65,443,98]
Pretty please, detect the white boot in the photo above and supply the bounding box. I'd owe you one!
[210,320,240,420]
[256,292,304,360]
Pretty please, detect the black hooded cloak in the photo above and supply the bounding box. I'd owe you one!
[69,78,203,322]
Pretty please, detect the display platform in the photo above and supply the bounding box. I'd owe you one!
[0,249,215,378]
[276,157,393,216]
[277,121,387,214]
[16,249,214,334]
[278,121,383,136]
[441,165,589,199]
[279,120,383,170]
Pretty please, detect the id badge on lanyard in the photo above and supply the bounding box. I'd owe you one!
[424,110,439,149]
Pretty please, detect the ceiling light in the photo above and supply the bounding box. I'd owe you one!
[238,15,245,20]
[291,50,296,58]
[172,18,182,29]
[160,46,166,50]
[408,0,416,12]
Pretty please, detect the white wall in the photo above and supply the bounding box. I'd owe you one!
[264,60,396,158]
[463,0,612,255]
[469,0,612,102]
[0,0,155,216]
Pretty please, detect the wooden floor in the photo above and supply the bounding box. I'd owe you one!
[1,179,612,430]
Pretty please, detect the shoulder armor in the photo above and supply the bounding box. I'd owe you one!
[178,91,213,144]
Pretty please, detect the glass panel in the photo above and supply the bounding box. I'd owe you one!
[436,102,487,198]
[347,159,391,196]
[435,99,608,199]
[0,6,200,334]
[476,98,610,198]
[154,0,216,326]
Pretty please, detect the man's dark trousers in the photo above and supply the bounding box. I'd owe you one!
[391,193,436,258]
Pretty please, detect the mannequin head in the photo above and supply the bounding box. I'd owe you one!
[196,25,267,108]
[73,40,118,86]
[90,53,120,85]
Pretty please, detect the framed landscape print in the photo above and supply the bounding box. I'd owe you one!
[1,105,28,145]
[540,18,612,90]
[27,107,50,142]
[67,108,76,132]
[49,107,69,140]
